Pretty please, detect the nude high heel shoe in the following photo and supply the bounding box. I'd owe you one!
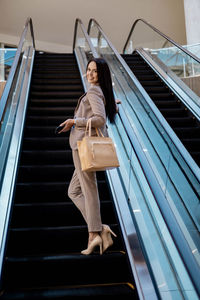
[81,235,103,255]
[100,224,117,253]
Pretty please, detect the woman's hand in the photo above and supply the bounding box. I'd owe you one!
[59,119,75,133]
[115,99,121,104]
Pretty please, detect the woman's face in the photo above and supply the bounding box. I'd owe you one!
[86,61,98,85]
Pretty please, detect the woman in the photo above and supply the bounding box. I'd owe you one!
[59,58,117,255]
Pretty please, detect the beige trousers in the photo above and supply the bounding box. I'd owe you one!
[68,150,102,232]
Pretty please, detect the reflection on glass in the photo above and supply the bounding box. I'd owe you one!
[0,49,17,100]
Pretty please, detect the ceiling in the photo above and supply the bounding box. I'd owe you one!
[0,0,186,53]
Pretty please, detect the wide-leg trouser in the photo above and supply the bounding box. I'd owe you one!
[68,150,102,232]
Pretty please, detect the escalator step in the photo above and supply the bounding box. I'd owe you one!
[1,283,136,299]
[11,201,116,228]
[29,99,78,107]
[7,225,120,256]
[4,252,128,288]
[28,106,75,116]
[15,179,110,203]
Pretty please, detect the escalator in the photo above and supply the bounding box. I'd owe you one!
[122,52,200,167]
[0,52,138,298]
[1,17,199,300]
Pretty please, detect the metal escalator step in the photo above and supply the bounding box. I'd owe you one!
[32,73,81,79]
[1,282,136,298]
[26,115,74,126]
[159,107,189,118]
[154,100,181,109]
[17,164,75,182]
[12,201,116,228]
[20,150,73,165]
[23,125,70,137]
[174,127,200,138]
[4,252,128,288]
[28,106,75,116]
[15,179,110,203]
[31,78,82,85]
[31,90,83,98]
[31,84,83,91]
[23,137,69,150]
[7,225,120,256]
[166,116,196,127]
[29,99,78,107]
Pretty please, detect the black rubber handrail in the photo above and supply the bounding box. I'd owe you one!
[0,17,35,125]
[123,18,200,64]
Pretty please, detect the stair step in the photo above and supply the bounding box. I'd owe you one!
[174,127,200,138]
[29,99,78,107]
[6,225,121,256]
[31,90,83,99]
[26,115,73,126]
[11,201,116,228]
[31,78,82,85]
[4,252,129,289]
[23,126,70,137]
[23,137,69,150]
[1,282,136,299]
[159,107,189,118]
[28,106,75,116]
[15,179,110,203]
[181,138,200,151]
[166,116,196,127]
[20,150,73,164]
[32,73,81,79]
[154,100,182,109]
[17,164,75,182]
[31,84,83,91]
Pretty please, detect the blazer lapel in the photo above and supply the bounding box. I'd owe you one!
[74,92,87,113]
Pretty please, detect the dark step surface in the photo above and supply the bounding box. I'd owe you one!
[122,52,200,167]
[0,51,138,299]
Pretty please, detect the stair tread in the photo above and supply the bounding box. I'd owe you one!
[1,282,135,299]
[6,251,124,262]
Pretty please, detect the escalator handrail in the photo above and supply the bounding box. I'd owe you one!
[123,18,200,64]
[87,18,200,183]
[73,18,98,58]
[0,17,35,124]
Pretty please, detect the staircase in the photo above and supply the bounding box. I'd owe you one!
[122,52,200,167]
[0,52,138,298]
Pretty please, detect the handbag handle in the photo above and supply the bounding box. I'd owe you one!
[85,118,104,137]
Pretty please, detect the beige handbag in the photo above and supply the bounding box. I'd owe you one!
[77,119,120,172]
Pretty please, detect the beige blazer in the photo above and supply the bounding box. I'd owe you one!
[69,84,108,150]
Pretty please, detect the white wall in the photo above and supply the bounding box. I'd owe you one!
[0,0,186,53]
[183,0,200,44]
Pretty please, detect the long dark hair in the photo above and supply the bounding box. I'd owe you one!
[86,58,117,123]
